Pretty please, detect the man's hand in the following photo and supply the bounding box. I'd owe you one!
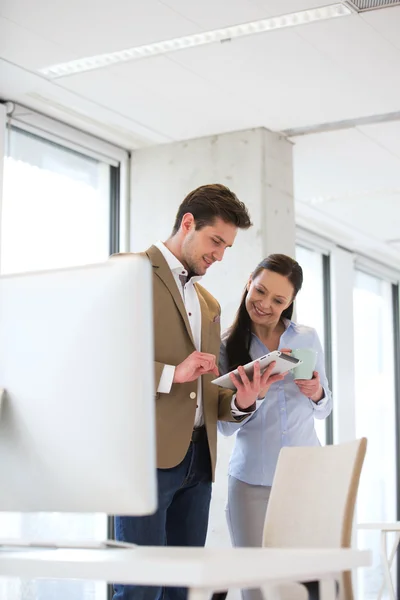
[230,362,286,411]
[295,371,324,402]
[173,351,219,384]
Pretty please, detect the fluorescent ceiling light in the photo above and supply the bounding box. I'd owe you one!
[39,3,352,79]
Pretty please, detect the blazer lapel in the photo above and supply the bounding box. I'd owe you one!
[196,286,211,353]
[146,245,195,348]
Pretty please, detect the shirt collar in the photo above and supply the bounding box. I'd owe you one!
[154,241,203,283]
[282,318,295,331]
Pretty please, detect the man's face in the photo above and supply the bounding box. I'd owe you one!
[181,216,238,276]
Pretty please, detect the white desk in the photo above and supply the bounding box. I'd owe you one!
[358,522,400,600]
[0,546,371,600]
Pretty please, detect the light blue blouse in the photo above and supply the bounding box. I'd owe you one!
[218,320,333,486]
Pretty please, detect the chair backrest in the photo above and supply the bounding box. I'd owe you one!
[262,439,367,600]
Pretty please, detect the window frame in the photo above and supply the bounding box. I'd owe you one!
[393,283,400,598]
[296,231,334,445]
[1,102,130,256]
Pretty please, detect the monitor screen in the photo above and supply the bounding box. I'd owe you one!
[0,256,157,515]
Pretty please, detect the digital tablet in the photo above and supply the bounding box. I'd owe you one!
[211,350,302,390]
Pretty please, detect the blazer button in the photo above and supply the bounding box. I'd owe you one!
[190,392,196,399]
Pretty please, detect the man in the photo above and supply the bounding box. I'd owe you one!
[113,184,261,600]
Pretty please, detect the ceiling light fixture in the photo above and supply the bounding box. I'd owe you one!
[39,3,352,79]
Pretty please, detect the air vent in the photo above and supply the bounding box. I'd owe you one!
[346,0,400,11]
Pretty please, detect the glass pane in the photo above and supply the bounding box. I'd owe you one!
[354,270,396,600]
[0,127,110,600]
[295,245,327,445]
[1,127,110,274]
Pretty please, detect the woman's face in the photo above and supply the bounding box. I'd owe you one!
[245,269,294,327]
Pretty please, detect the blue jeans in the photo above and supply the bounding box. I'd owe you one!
[113,431,212,600]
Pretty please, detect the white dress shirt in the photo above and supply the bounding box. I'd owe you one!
[155,241,247,427]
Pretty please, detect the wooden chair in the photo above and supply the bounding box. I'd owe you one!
[262,438,367,600]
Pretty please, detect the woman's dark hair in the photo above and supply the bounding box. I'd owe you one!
[225,254,303,371]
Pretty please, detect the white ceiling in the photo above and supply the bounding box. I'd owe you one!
[1,0,400,263]
[293,122,400,259]
[1,0,400,146]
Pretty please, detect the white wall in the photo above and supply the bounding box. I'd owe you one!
[130,127,295,549]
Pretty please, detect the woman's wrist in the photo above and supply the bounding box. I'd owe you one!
[310,386,324,403]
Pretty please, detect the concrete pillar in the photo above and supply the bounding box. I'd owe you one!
[130,127,295,329]
[129,127,296,549]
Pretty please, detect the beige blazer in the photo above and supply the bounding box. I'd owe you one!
[144,245,240,481]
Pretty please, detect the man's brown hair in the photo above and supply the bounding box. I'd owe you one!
[171,184,252,235]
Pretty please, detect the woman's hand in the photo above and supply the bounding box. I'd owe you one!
[281,348,324,402]
[230,361,286,411]
[295,371,324,402]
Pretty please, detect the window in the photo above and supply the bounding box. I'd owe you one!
[1,127,112,274]
[354,270,397,600]
[295,244,332,446]
[0,125,122,600]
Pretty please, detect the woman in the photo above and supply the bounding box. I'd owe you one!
[218,254,332,600]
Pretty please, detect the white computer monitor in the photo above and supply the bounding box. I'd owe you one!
[0,255,157,516]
